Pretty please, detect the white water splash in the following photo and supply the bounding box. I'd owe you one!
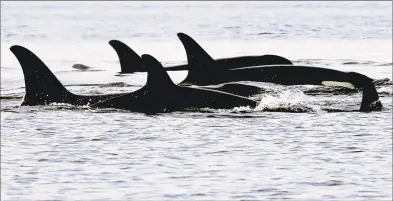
[254,88,322,113]
[377,86,392,95]
[231,106,254,112]
[48,102,74,107]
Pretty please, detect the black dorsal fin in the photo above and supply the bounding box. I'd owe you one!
[177,32,219,85]
[109,40,143,73]
[9,45,75,105]
[141,54,176,90]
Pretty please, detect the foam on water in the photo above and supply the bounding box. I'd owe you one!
[377,86,393,95]
[255,88,323,113]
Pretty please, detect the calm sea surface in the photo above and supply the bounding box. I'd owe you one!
[1,2,392,200]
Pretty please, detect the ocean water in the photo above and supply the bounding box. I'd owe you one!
[1,1,392,200]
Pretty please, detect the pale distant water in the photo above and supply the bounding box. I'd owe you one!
[1,2,392,200]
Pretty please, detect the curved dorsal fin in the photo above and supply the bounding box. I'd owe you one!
[177,32,215,64]
[177,32,219,85]
[141,54,175,90]
[9,45,74,105]
[109,40,143,73]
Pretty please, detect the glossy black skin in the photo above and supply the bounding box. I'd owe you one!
[109,40,143,73]
[175,32,293,72]
[182,64,382,112]
[92,55,257,113]
[187,65,371,86]
[10,45,127,106]
[10,45,258,110]
[160,54,293,72]
[199,83,263,97]
[93,84,258,113]
[109,36,281,98]
[11,44,381,112]
[109,33,292,74]
[108,38,272,98]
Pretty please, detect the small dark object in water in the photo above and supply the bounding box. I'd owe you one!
[72,63,91,70]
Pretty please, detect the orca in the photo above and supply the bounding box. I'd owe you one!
[10,45,128,106]
[225,66,382,112]
[108,39,264,97]
[108,33,293,74]
[175,32,293,71]
[108,39,372,98]
[178,54,382,112]
[91,54,258,113]
[9,45,380,113]
[177,38,383,112]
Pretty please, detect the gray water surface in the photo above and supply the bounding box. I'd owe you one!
[1,2,392,200]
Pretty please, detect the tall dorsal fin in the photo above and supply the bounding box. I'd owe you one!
[177,32,219,85]
[109,40,143,73]
[141,54,176,90]
[9,45,75,105]
[177,32,215,64]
